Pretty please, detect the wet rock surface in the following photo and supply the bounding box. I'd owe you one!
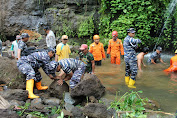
[0,109,19,118]
[71,74,105,99]
[0,0,99,37]
[0,57,26,89]
[0,89,28,101]
[82,103,108,118]
[49,80,69,99]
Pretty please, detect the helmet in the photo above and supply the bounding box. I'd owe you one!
[61,35,68,40]
[112,31,118,37]
[21,33,29,39]
[93,35,100,40]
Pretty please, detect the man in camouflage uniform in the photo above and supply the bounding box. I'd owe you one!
[17,49,55,99]
[17,33,29,59]
[49,58,86,89]
[79,44,95,74]
[123,28,141,88]
[148,46,165,64]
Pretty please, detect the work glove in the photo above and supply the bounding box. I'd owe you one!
[107,54,109,58]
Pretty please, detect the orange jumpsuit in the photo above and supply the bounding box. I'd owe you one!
[107,39,124,65]
[164,55,177,72]
[89,42,106,61]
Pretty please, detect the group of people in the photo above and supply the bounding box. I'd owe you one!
[0,26,176,99]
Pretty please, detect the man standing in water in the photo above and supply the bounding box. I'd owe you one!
[107,31,124,65]
[137,47,149,72]
[148,46,165,64]
[164,49,177,72]
[89,35,106,66]
[123,28,141,88]
[44,26,56,49]
[79,44,95,74]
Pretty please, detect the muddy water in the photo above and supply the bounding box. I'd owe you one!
[41,53,177,113]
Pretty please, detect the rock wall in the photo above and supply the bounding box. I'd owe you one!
[0,0,99,38]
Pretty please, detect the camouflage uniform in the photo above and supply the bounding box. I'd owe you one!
[148,52,161,63]
[123,35,141,80]
[17,51,51,82]
[58,58,86,88]
[79,52,94,73]
[18,40,27,52]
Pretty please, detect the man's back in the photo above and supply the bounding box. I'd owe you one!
[46,30,56,48]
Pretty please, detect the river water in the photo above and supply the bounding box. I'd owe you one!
[41,52,177,113]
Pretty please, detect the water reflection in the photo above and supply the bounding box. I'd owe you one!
[168,73,177,94]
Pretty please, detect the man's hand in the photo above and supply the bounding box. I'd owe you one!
[57,79,63,85]
[48,74,54,79]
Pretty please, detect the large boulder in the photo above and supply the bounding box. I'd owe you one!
[70,74,105,99]
[0,57,26,89]
[0,89,28,101]
[0,109,19,118]
[48,80,69,99]
[82,103,108,118]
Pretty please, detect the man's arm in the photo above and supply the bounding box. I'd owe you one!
[17,49,21,60]
[55,54,58,62]
[151,59,156,64]
[55,44,61,61]
[107,40,111,54]
[57,69,73,85]
[101,44,106,59]
[91,60,95,74]
[159,58,165,64]
[11,44,15,58]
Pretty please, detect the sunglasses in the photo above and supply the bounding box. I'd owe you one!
[63,39,68,40]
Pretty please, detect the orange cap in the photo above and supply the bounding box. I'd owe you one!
[93,35,100,40]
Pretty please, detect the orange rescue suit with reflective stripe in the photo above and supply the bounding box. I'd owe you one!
[164,55,177,72]
[89,42,106,61]
[107,39,124,57]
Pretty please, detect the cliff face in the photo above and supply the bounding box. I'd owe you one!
[0,0,99,37]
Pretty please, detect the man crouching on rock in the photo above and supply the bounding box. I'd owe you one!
[17,48,55,99]
[49,58,86,89]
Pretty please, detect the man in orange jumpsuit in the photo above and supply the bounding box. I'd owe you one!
[107,31,124,65]
[164,49,177,72]
[89,35,106,66]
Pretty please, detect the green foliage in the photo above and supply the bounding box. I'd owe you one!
[99,0,176,50]
[78,16,95,38]
[16,103,64,118]
[109,91,149,117]
[16,103,31,116]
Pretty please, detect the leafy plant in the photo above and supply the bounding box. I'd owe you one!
[78,16,95,38]
[109,91,149,117]
[16,103,31,116]
[99,0,177,51]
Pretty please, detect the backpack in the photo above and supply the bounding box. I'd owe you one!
[21,47,46,56]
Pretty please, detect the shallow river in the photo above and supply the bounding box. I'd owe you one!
[42,52,177,113]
